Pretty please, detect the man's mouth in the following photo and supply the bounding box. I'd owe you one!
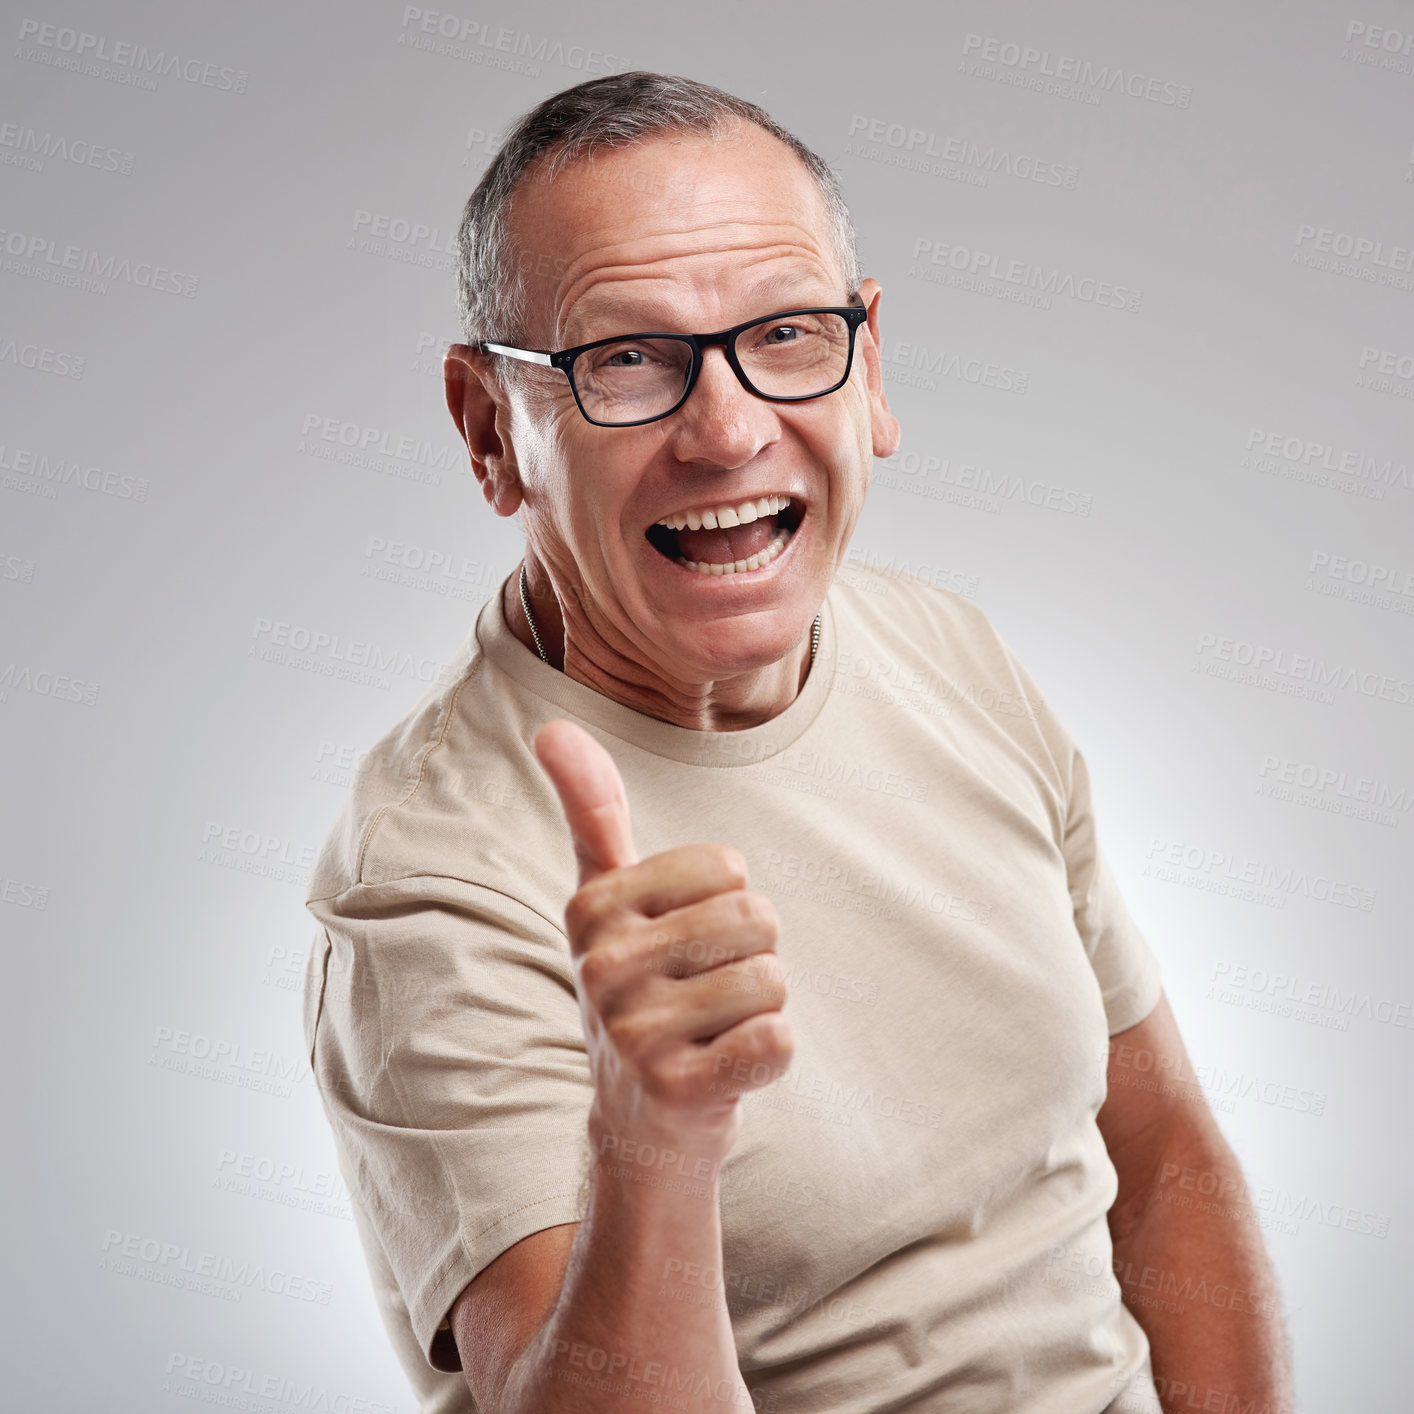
[644,494,805,576]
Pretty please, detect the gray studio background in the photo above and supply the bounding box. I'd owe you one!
[3,0,1411,1407]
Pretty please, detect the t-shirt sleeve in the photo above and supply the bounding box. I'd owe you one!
[304,872,593,1372]
[978,613,1164,1036]
[1059,743,1164,1035]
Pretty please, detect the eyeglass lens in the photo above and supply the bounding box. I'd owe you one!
[572,311,854,425]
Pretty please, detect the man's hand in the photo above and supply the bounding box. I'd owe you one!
[534,718,794,1164]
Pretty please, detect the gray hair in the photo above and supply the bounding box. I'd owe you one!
[454,71,862,356]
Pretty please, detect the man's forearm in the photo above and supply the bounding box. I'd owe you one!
[1111,1137,1295,1414]
[499,1123,752,1414]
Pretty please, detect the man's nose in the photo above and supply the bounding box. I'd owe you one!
[668,346,778,468]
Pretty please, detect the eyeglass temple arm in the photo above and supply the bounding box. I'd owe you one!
[480,342,553,367]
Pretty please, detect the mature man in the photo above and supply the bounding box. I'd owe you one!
[303,73,1293,1414]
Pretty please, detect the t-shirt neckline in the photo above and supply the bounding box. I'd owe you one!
[475,572,836,768]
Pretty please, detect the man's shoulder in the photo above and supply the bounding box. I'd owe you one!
[304,631,555,907]
[829,557,1059,748]
[831,556,1010,666]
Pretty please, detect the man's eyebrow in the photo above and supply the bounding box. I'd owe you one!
[565,270,846,340]
[741,267,845,307]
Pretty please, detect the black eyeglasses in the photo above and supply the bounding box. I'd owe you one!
[478,301,869,428]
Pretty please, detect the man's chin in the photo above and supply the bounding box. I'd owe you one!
[630,592,826,683]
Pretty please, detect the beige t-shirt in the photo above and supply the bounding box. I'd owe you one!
[303,561,1165,1414]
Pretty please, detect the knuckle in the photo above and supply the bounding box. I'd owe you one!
[750,950,788,994]
[563,884,605,939]
[714,843,749,887]
[577,940,627,997]
[736,889,778,935]
[748,967,788,1010]
[641,1060,692,1107]
[756,949,786,982]
[605,1009,653,1062]
[748,1008,789,1053]
[763,1010,795,1057]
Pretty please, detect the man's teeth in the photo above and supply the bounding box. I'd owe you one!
[655,493,790,532]
[676,525,793,575]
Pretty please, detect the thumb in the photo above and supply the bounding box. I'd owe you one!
[533,719,639,885]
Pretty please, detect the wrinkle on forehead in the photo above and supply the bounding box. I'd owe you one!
[506,127,839,345]
[556,234,837,342]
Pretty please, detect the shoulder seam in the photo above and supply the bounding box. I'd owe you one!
[354,658,482,884]
[307,868,566,940]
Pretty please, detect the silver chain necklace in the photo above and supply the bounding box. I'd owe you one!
[518,563,821,667]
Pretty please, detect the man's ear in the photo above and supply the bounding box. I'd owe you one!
[855,278,901,460]
[444,344,524,517]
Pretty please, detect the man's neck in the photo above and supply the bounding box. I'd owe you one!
[502,565,816,732]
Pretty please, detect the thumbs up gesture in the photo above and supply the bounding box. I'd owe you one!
[534,718,795,1165]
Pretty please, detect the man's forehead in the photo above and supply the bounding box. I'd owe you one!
[561,256,839,337]
[507,125,840,337]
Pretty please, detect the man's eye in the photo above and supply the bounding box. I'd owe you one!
[604,348,646,367]
[763,325,799,344]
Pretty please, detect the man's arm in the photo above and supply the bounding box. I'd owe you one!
[1097,989,1296,1414]
[450,1151,750,1414]
[441,719,794,1414]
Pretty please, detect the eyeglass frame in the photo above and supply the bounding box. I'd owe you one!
[477,298,869,429]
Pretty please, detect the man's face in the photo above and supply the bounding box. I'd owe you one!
[477,122,897,681]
